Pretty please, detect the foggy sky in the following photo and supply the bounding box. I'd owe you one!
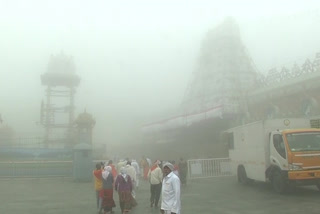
[1,0,320,144]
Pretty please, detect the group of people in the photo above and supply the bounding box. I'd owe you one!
[93,160,138,214]
[93,157,188,214]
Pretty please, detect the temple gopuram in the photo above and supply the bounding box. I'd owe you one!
[141,18,320,158]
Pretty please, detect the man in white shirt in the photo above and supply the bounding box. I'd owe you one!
[148,160,163,208]
[125,161,137,198]
[161,162,181,214]
[131,159,140,189]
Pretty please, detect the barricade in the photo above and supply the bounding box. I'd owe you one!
[187,158,232,179]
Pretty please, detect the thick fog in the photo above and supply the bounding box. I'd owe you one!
[1,0,320,145]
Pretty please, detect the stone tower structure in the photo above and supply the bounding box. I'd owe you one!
[181,18,257,118]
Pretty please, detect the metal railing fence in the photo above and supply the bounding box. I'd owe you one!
[187,158,232,179]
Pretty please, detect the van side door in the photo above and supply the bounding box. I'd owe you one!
[270,132,288,170]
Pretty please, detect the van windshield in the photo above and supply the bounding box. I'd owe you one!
[286,132,320,152]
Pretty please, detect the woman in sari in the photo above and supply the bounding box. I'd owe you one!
[107,160,118,180]
[100,166,116,214]
[140,157,149,180]
[115,167,137,214]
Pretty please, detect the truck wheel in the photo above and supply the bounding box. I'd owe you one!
[272,170,287,193]
[238,166,249,184]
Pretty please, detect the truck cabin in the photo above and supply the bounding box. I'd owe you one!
[285,132,320,152]
[272,134,286,158]
[271,130,320,158]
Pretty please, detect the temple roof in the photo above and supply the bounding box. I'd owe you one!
[74,110,96,128]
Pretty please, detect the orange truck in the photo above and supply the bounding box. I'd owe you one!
[226,118,320,193]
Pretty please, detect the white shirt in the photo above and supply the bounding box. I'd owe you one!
[146,158,152,167]
[148,166,163,185]
[161,171,181,214]
[131,161,140,175]
[126,165,137,182]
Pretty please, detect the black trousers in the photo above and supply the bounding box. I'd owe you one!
[150,183,162,206]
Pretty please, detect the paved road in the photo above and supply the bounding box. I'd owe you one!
[0,176,319,214]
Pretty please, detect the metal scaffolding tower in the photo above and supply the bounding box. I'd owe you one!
[40,53,80,147]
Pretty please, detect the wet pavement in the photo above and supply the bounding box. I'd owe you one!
[0,176,320,214]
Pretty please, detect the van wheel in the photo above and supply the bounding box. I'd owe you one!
[238,166,249,184]
[272,170,287,193]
